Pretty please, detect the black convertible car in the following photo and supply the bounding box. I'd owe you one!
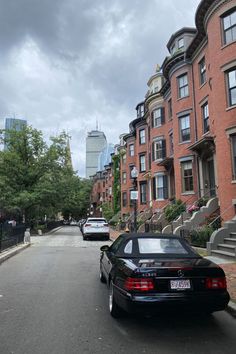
[99,233,230,318]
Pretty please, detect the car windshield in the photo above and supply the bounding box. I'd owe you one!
[138,238,188,255]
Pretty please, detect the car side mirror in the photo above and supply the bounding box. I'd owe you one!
[100,245,110,252]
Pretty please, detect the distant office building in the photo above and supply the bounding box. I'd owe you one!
[5,118,27,131]
[4,118,27,150]
[97,143,114,172]
[86,130,107,178]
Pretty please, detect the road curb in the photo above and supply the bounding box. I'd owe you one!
[45,226,63,235]
[226,301,236,318]
[0,243,31,265]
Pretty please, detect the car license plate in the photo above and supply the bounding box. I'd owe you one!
[170,279,191,290]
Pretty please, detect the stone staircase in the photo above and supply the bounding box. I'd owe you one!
[174,197,219,235]
[207,218,236,260]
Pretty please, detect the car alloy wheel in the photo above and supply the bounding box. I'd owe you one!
[109,281,122,318]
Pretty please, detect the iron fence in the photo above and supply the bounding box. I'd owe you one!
[144,222,163,233]
[0,223,26,253]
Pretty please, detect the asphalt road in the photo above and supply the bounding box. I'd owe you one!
[0,226,236,354]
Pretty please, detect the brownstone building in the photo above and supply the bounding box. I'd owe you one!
[119,0,236,224]
[90,0,236,233]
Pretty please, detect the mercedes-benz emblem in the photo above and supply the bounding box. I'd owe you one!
[178,270,184,277]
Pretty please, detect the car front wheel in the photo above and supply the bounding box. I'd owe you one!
[109,281,122,318]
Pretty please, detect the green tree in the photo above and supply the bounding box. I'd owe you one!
[0,126,91,224]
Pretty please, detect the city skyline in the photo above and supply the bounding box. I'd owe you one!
[0,0,199,176]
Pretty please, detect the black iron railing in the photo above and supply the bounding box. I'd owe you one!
[0,223,26,253]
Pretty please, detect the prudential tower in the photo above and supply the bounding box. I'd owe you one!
[85,130,107,178]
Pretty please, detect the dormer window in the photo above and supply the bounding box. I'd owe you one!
[178,38,184,49]
[137,104,145,118]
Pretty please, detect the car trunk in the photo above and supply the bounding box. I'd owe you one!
[122,257,226,294]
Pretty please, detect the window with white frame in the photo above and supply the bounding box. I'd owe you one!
[199,57,206,85]
[154,175,168,200]
[222,9,236,45]
[140,182,147,204]
[227,68,236,106]
[181,161,193,192]
[139,155,146,172]
[152,108,164,127]
[122,172,127,184]
[231,135,236,180]
[153,139,166,161]
[137,104,145,118]
[179,115,190,142]
[139,129,146,144]
[178,37,184,49]
[129,144,134,156]
[178,74,189,98]
[202,102,209,133]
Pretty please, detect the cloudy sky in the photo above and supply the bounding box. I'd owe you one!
[0,0,200,176]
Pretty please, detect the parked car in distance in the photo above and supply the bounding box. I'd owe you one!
[83,217,110,240]
[100,233,230,318]
[70,220,78,226]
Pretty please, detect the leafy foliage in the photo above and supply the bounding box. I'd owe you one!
[189,225,214,248]
[0,126,91,225]
[101,202,114,221]
[164,199,186,222]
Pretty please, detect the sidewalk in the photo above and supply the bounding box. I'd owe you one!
[110,229,236,315]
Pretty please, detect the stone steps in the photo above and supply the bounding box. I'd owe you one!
[211,249,236,260]
[218,243,236,252]
[225,238,236,245]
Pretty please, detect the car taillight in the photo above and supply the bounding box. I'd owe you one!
[124,277,154,292]
[84,224,91,227]
[205,277,227,289]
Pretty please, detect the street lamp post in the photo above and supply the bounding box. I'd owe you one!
[131,166,139,233]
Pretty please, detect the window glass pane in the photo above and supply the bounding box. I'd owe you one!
[231,88,236,105]
[124,240,133,254]
[138,238,188,254]
[233,25,236,41]
[223,14,231,29]
[231,11,236,26]
[178,38,184,48]
[229,70,236,88]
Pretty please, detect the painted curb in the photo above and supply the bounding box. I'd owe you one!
[0,243,31,265]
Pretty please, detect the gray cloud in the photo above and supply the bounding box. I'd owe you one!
[0,0,199,176]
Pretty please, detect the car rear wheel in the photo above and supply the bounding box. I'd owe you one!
[109,281,122,318]
[99,266,106,283]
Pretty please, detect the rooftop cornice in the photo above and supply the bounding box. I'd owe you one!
[161,51,185,79]
[186,0,227,58]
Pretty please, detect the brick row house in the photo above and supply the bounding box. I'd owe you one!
[90,163,114,217]
[119,0,236,224]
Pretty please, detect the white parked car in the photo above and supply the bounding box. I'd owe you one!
[82,218,110,241]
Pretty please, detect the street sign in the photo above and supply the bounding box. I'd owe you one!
[130,191,138,200]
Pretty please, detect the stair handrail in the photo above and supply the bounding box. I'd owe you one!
[208,203,234,229]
